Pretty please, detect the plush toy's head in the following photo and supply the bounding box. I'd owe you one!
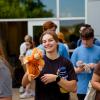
[23,48,44,64]
[31,48,43,60]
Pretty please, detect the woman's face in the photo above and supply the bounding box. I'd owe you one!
[42,34,58,53]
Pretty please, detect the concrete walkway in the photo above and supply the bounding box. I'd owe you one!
[12,88,34,100]
[12,88,78,100]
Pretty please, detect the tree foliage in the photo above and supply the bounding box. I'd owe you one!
[0,0,53,18]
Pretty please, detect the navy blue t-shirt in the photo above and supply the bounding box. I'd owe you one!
[35,55,77,100]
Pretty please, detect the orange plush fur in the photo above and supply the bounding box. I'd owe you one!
[23,48,45,81]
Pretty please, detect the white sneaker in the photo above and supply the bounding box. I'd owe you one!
[31,91,35,96]
[20,91,34,99]
[19,86,25,94]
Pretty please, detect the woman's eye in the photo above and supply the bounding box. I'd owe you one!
[42,39,54,43]
[42,41,46,43]
[48,39,54,42]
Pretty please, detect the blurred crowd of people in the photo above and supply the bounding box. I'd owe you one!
[0,21,100,100]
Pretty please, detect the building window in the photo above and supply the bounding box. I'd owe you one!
[59,0,85,17]
[60,20,85,49]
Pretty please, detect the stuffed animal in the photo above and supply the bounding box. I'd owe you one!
[23,48,45,81]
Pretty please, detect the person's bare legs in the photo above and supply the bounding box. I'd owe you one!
[22,72,30,87]
[20,72,35,98]
[22,72,35,95]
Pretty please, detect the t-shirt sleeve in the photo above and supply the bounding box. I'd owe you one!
[71,49,78,67]
[65,59,77,81]
[20,43,26,56]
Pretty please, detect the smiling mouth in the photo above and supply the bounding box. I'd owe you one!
[45,47,52,49]
[45,45,53,48]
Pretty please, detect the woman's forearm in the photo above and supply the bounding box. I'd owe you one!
[58,78,77,92]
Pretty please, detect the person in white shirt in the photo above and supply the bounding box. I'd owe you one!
[19,35,33,94]
[20,41,35,99]
[19,35,33,71]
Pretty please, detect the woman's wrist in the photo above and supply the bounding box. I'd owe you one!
[56,75,61,83]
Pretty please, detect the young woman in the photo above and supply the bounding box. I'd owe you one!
[34,30,77,100]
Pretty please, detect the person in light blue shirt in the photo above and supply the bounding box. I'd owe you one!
[38,21,69,59]
[71,27,100,100]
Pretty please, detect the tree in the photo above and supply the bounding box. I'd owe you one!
[0,0,53,18]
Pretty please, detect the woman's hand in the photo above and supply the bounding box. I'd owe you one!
[41,74,57,84]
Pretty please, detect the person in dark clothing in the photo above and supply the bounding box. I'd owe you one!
[35,30,77,100]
